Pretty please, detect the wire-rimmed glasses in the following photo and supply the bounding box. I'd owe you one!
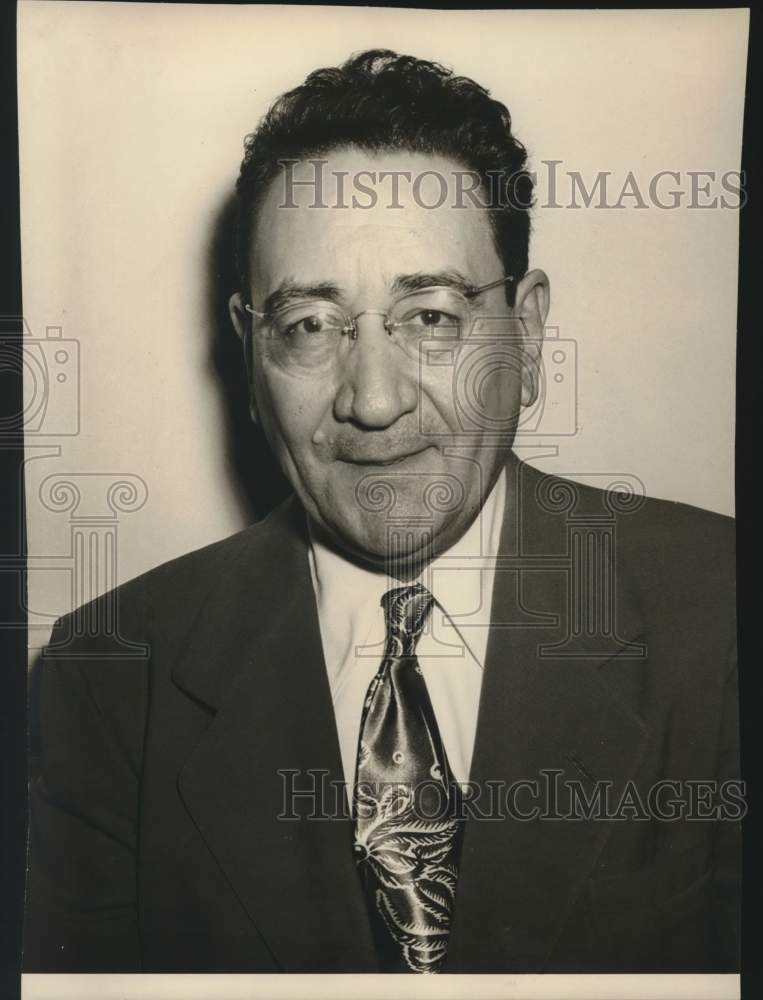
[244,275,516,375]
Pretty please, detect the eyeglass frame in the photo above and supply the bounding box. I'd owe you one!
[244,274,516,342]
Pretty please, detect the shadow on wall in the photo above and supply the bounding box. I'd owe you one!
[206,193,290,523]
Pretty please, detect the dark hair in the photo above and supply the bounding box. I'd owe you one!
[235,49,533,302]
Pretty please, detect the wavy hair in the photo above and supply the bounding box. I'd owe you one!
[235,49,533,302]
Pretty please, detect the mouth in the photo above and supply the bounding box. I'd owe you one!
[339,445,433,468]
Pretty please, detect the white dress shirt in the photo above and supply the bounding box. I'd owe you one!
[307,468,506,797]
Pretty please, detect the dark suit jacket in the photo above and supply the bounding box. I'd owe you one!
[23,459,740,973]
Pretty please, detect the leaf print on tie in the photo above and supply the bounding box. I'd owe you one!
[352,584,464,973]
[375,886,453,973]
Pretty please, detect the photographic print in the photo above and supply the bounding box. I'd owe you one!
[16,5,747,997]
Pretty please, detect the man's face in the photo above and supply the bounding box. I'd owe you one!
[230,148,548,571]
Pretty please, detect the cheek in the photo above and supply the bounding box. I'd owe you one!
[418,352,523,442]
[252,361,330,452]
[418,365,459,426]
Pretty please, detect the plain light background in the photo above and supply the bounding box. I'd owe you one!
[19,3,747,647]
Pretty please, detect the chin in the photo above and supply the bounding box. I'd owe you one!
[324,508,465,576]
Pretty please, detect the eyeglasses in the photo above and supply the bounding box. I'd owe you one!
[245,275,516,375]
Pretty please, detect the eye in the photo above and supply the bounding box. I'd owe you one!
[411,309,460,328]
[284,314,331,337]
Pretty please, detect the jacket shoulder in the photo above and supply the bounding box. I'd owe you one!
[34,506,295,761]
[53,503,294,640]
[564,474,735,627]
[617,492,735,596]
[525,465,735,620]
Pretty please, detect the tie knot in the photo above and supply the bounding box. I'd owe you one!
[381,583,434,650]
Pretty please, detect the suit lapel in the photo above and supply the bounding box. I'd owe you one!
[444,458,651,972]
[172,498,378,972]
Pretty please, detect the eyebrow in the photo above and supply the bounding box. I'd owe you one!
[262,281,343,316]
[260,269,481,315]
[390,270,479,298]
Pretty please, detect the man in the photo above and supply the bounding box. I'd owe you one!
[24,49,740,974]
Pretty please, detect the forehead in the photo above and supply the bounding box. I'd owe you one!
[250,148,501,292]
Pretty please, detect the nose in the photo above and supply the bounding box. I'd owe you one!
[332,313,418,428]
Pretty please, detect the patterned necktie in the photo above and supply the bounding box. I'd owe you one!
[352,583,464,974]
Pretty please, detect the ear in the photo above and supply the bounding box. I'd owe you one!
[228,290,249,343]
[512,268,550,407]
[228,291,260,425]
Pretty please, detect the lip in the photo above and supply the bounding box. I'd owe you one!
[340,445,432,467]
